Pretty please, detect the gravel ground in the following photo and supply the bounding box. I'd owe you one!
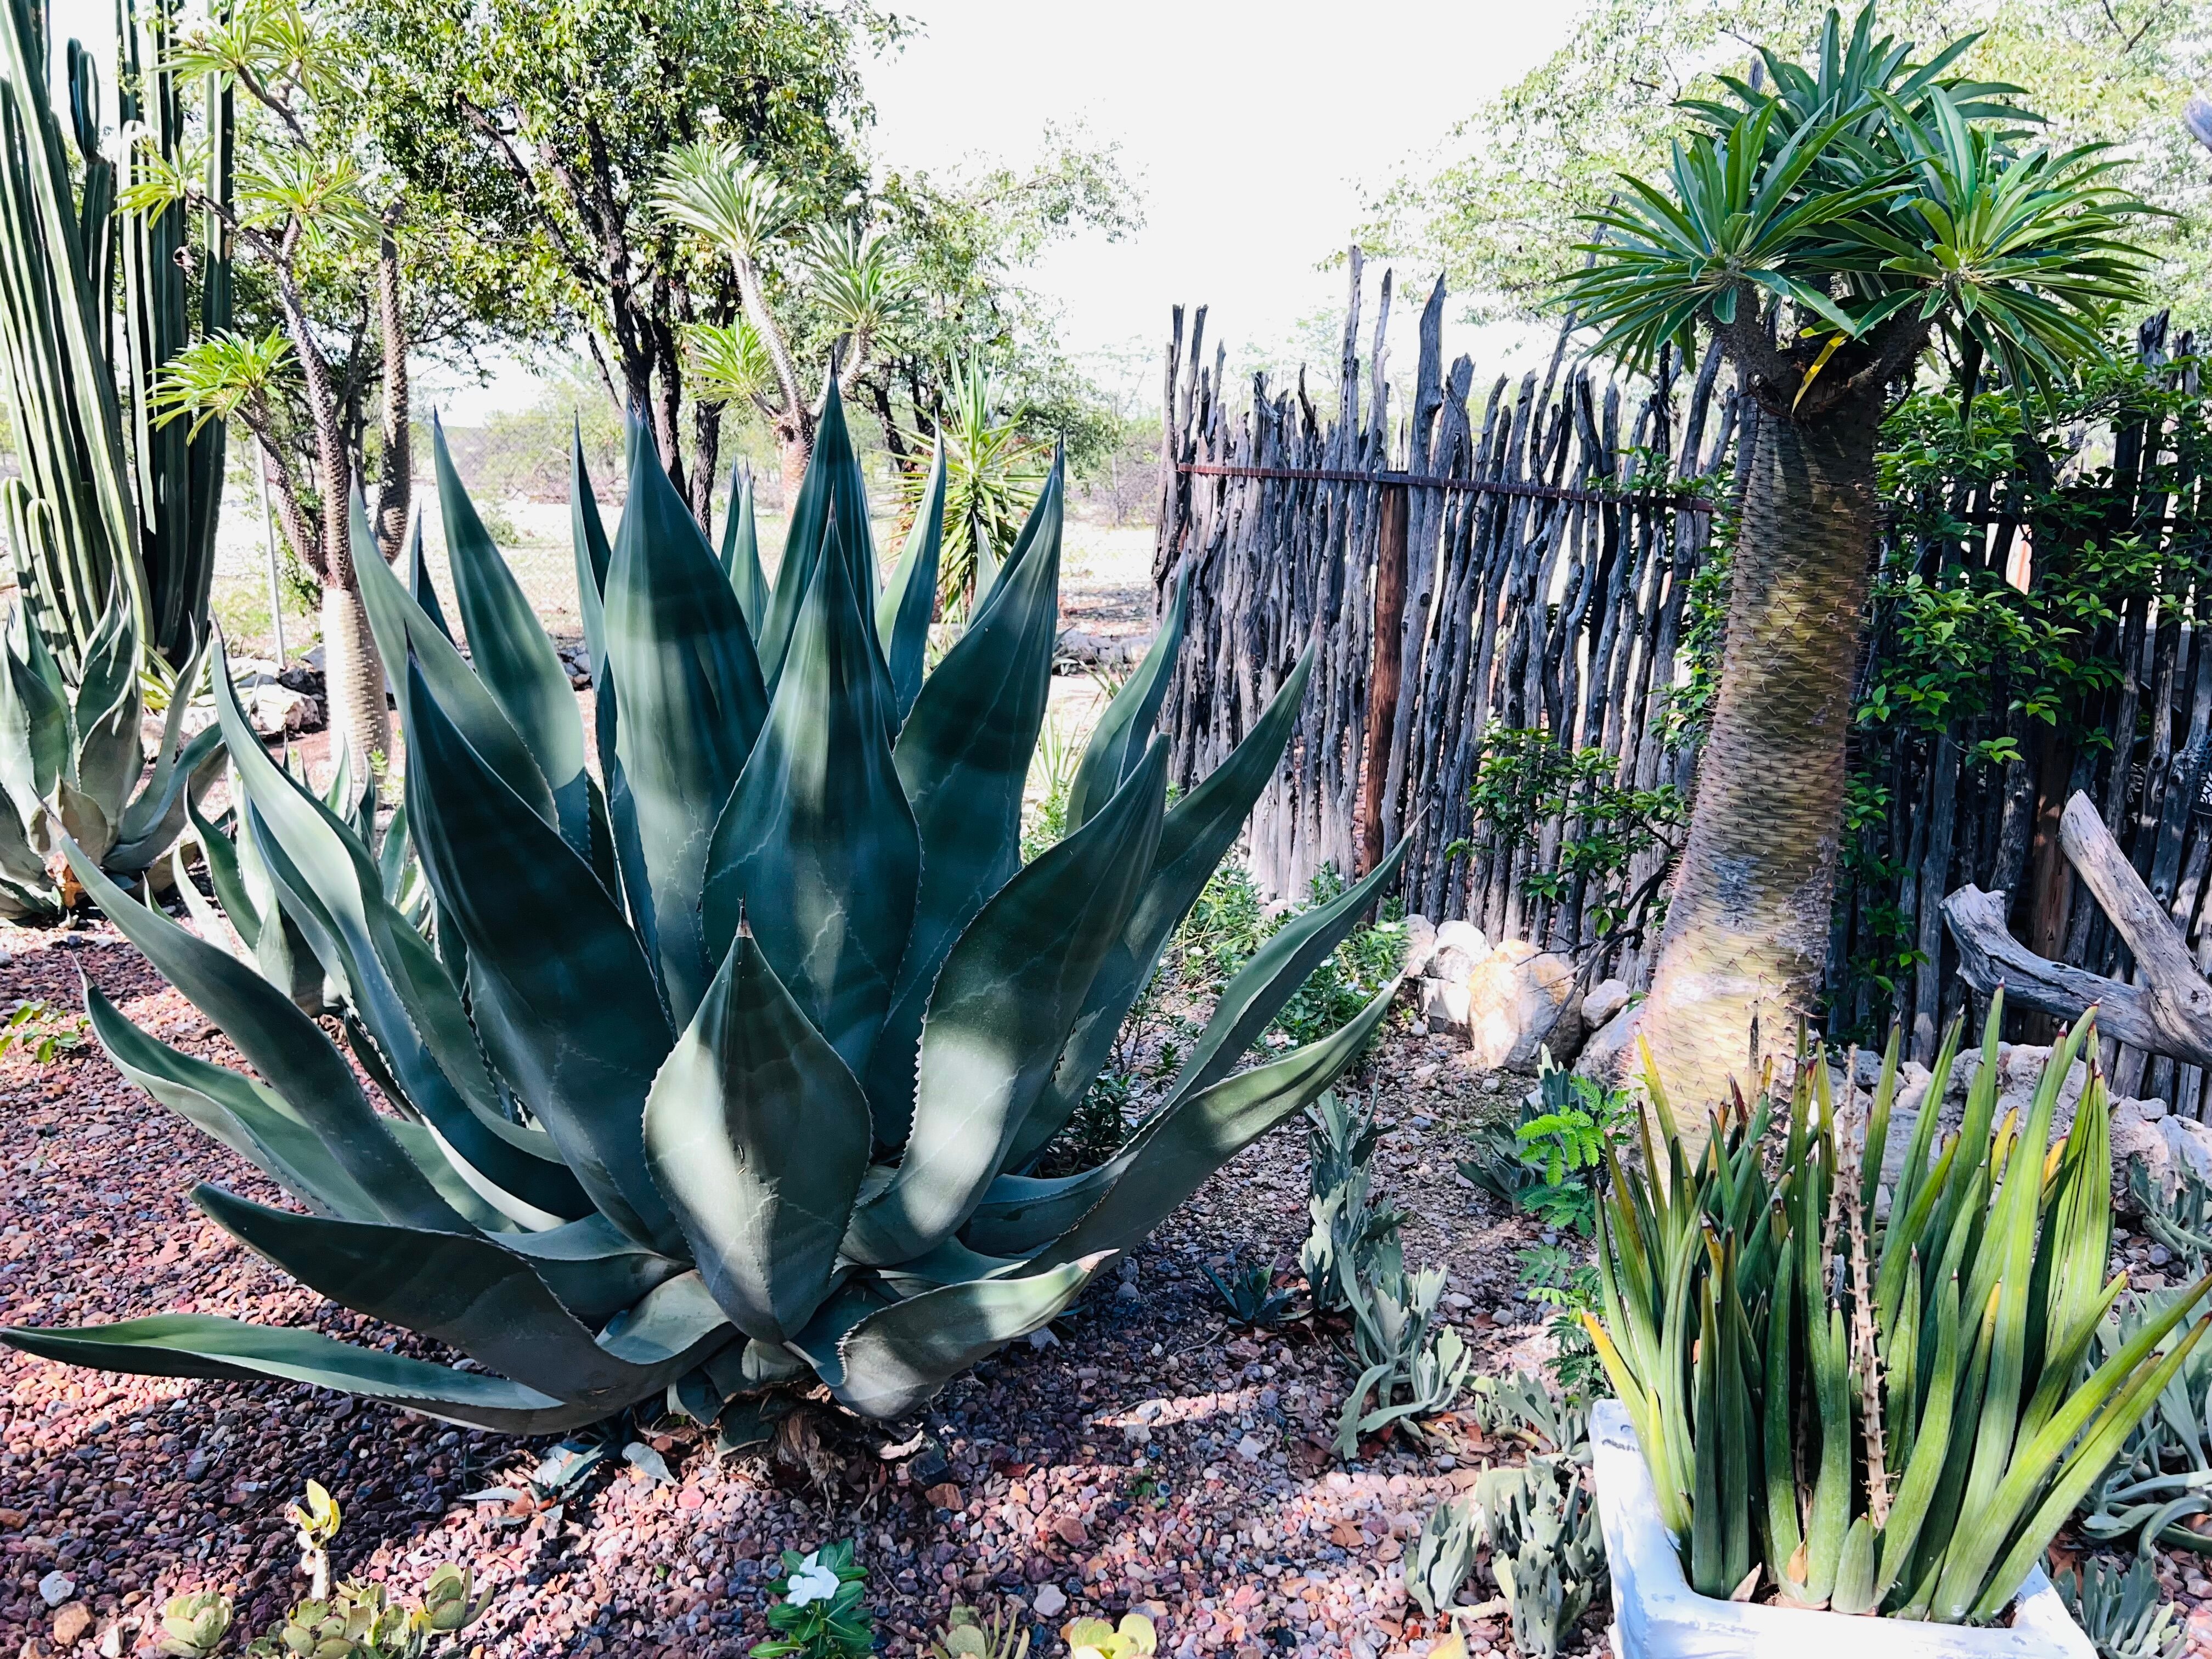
[0,918,1578,1659]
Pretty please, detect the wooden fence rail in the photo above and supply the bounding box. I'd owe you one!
[1155,266,2212,1116]
[1155,250,1735,991]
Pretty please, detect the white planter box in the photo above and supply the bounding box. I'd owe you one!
[1590,1399,2095,1659]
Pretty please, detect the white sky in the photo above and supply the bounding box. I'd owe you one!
[49,0,1582,418]
[862,0,1577,380]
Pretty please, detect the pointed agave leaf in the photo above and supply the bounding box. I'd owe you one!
[1025,976,1402,1269]
[433,417,594,859]
[61,840,469,1233]
[823,1258,1103,1419]
[1159,837,1410,1109]
[719,463,769,629]
[398,513,454,641]
[402,658,684,1255]
[876,435,945,722]
[210,653,593,1229]
[756,379,874,690]
[1065,566,1189,833]
[193,1185,726,1410]
[352,496,555,828]
[643,934,873,1344]
[845,742,1168,1262]
[571,433,648,932]
[1014,644,1314,1165]
[865,468,1062,1139]
[0,1316,614,1435]
[0,610,66,807]
[603,431,770,1025]
[702,517,919,1076]
[84,983,383,1221]
[107,724,222,871]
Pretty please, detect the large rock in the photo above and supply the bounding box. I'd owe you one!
[2113,1095,2212,1207]
[1583,978,1632,1028]
[1465,940,1584,1072]
[1574,1003,1639,1084]
[1404,916,1492,1037]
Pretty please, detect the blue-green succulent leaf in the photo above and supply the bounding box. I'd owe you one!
[864,464,1062,1139]
[643,933,872,1344]
[433,416,594,859]
[0,1316,615,1435]
[876,433,945,722]
[603,427,769,1025]
[844,740,1167,1262]
[59,838,469,1233]
[702,518,919,1076]
[402,657,683,1254]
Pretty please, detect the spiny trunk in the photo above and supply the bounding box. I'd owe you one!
[372,230,410,563]
[281,272,391,778]
[778,433,810,504]
[1630,391,1882,1136]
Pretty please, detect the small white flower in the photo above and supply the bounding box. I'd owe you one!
[785,1553,842,1607]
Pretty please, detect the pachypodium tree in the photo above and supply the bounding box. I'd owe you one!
[0,383,1403,1430]
[1560,3,2155,1124]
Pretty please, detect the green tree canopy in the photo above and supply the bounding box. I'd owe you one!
[1363,0,2209,325]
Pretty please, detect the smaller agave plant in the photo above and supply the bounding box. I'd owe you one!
[0,589,222,919]
[2,382,1405,1434]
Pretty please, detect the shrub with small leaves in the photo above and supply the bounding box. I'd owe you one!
[753,1542,871,1659]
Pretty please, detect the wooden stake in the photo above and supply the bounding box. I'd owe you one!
[1359,482,1409,876]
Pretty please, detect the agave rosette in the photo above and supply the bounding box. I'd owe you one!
[3,385,1403,1429]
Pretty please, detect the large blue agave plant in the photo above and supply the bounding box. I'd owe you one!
[2,386,1404,1430]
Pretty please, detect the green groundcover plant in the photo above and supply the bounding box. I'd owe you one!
[0,382,1406,1431]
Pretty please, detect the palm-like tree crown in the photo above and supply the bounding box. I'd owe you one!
[1561,3,2158,414]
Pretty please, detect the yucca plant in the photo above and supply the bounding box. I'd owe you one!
[0,585,222,919]
[1,382,1404,1432]
[1584,993,2212,1622]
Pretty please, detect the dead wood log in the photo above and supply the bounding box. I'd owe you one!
[1943,789,2212,1066]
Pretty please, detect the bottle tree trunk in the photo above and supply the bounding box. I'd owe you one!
[1629,387,1883,1136]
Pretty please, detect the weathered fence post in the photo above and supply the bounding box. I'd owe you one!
[1359,480,1409,876]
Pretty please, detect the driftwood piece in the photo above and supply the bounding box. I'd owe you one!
[1943,790,2212,1066]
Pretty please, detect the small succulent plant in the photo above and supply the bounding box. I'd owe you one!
[1474,1455,1605,1659]
[2056,1554,2188,1659]
[156,1589,234,1659]
[1406,1494,1483,1618]
[928,1602,1028,1659]
[160,1483,488,1659]
[1201,1252,1297,1328]
[1062,1613,1156,1659]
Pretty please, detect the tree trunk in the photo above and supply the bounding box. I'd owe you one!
[778,432,811,504]
[1628,389,1882,1132]
[372,229,410,563]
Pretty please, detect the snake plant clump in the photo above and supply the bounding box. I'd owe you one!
[1,382,1404,1431]
[1587,995,2212,1622]
[0,586,222,919]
